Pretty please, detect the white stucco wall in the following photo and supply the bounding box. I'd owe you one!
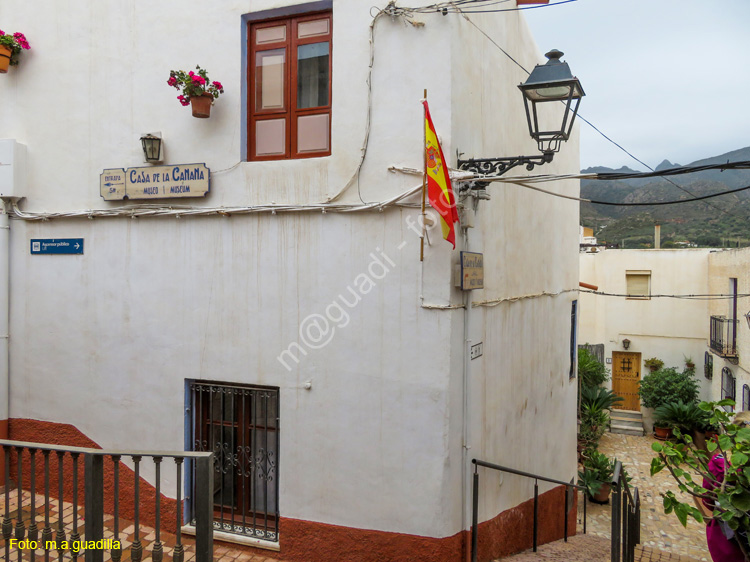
[0,0,579,539]
[579,249,712,430]
[707,248,750,410]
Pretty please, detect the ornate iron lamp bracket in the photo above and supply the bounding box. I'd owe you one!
[457,152,554,190]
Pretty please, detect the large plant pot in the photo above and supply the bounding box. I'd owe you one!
[654,425,673,440]
[0,45,11,73]
[190,92,213,118]
[589,483,611,504]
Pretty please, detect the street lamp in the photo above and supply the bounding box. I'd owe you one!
[140,133,163,163]
[458,49,584,182]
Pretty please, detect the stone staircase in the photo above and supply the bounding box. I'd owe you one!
[610,409,644,436]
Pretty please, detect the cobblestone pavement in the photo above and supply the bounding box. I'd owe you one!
[592,432,710,561]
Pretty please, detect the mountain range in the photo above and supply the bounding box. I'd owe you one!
[580,147,750,248]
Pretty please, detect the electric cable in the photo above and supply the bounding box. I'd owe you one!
[579,289,750,301]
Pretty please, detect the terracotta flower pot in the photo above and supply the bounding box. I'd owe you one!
[590,483,611,504]
[190,92,214,118]
[654,425,673,440]
[0,45,11,73]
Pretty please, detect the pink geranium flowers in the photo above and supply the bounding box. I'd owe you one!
[0,29,31,68]
[167,66,225,108]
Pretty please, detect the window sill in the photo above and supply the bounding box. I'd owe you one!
[181,525,280,552]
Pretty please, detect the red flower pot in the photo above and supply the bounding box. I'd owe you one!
[654,425,673,440]
[190,92,213,118]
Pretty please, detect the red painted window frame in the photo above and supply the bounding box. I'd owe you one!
[248,11,332,161]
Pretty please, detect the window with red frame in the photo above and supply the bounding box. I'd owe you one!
[248,12,332,160]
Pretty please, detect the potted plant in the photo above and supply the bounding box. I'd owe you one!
[644,357,664,372]
[684,356,695,370]
[653,401,701,441]
[578,451,616,503]
[651,400,750,559]
[0,29,30,73]
[167,65,225,118]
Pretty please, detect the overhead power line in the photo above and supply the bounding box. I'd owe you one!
[579,289,750,301]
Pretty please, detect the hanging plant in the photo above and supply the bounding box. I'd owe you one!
[0,30,30,73]
[167,65,224,118]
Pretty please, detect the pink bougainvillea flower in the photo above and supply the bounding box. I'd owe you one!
[177,95,190,107]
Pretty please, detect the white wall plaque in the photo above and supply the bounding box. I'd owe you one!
[100,163,210,200]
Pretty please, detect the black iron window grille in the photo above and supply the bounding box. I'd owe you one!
[189,381,280,542]
[743,384,750,412]
[621,358,632,372]
[722,367,736,412]
[704,351,713,380]
[710,315,738,358]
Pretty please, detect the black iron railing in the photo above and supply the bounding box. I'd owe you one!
[611,460,640,562]
[0,439,214,562]
[470,459,585,562]
[710,315,738,358]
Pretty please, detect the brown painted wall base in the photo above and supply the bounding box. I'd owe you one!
[6,419,576,562]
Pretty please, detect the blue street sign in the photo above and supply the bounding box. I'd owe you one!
[30,239,84,255]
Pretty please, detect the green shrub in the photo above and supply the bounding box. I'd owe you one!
[578,348,609,387]
[653,401,702,432]
[581,386,624,411]
[638,367,699,409]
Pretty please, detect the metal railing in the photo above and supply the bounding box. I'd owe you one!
[710,315,738,358]
[0,439,214,562]
[470,459,586,562]
[611,460,640,562]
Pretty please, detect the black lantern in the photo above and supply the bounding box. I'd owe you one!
[518,49,584,154]
[622,338,631,350]
[457,49,584,183]
[140,133,162,163]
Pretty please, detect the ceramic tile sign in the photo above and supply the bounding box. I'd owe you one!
[100,164,210,200]
[460,251,484,290]
[31,239,83,255]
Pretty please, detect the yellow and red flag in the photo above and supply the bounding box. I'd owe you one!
[423,100,459,248]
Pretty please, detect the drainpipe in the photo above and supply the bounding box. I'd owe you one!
[0,206,9,449]
[655,225,661,249]
[462,226,473,555]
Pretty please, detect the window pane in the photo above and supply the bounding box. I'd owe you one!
[256,49,286,111]
[297,114,329,153]
[256,25,286,45]
[297,42,329,109]
[298,19,329,39]
[256,119,286,156]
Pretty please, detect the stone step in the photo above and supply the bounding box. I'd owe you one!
[610,423,644,436]
[611,409,643,420]
[610,418,642,429]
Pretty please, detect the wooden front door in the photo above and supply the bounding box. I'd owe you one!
[612,351,642,411]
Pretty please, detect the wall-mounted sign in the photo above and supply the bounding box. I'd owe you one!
[460,251,484,290]
[470,342,484,360]
[31,238,84,255]
[100,163,210,200]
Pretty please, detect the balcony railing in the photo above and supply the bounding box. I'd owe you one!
[710,315,738,358]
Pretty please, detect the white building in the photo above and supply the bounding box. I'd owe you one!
[0,1,580,560]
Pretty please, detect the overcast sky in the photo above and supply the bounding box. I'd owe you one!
[524,0,750,171]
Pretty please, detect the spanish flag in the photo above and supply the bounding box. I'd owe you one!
[423,101,459,248]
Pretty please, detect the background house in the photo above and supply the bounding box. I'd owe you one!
[579,248,713,431]
[0,1,580,560]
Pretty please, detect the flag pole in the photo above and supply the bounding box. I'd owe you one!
[421,89,427,262]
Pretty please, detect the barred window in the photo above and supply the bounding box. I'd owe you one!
[704,351,713,380]
[189,381,280,541]
[743,384,750,411]
[722,367,736,412]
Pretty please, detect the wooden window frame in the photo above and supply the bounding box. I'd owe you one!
[248,11,332,161]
